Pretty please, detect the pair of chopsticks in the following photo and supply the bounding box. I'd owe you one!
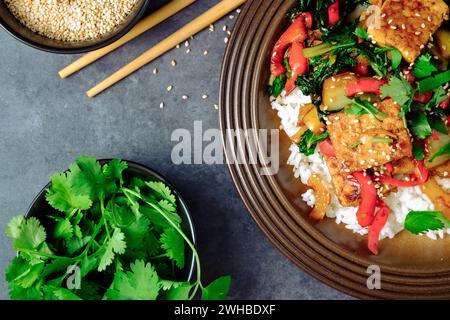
[59,0,247,97]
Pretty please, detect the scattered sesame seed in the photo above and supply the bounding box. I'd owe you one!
[223,25,228,32]
[167,85,173,92]
[224,37,229,44]
[152,68,158,75]
[159,101,165,109]
[185,40,189,47]
[236,8,241,13]
[203,50,208,56]
[209,24,215,32]
[182,95,189,100]
[202,95,208,99]
[171,60,177,67]
[186,48,191,54]
[229,15,234,19]
[214,104,219,110]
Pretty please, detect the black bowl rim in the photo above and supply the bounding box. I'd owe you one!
[0,0,151,54]
[24,158,197,283]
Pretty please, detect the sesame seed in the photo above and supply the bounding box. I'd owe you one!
[224,37,229,44]
[152,68,158,75]
[229,15,234,19]
[167,85,173,92]
[185,40,190,47]
[202,95,208,99]
[209,24,215,32]
[236,9,241,13]
[223,25,228,32]
[214,104,219,110]
[159,101,165,109]
[203,50,208,56]
[182,95,189,100]
[186,48,191,54]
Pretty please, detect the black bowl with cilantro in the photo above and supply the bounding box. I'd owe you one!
[6,157,231,300]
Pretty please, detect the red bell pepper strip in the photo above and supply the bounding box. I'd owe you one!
[440,96,450,109]
[301,12,314,29]
[270,15,309,77]
[353,171,377,228]
[368,202,391,255]
[285,42,309,95]
[379,160,429,187]
[414,90,433,104]
[319,139,336,157]
[345,79,387,97]
[328,1,340,27]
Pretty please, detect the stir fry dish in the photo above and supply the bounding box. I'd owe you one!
[269,0,450,255]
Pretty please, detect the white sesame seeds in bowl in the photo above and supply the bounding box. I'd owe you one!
[0,0,150,54]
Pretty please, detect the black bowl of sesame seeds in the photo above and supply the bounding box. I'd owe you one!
[0,0,151,54]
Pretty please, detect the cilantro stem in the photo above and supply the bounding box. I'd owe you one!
[122,188,203,299]
[100,198,111,241]
[16,248,73,261]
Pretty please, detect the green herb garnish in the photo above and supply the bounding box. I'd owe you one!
[268,75,286,98]
[299,130,329,156]
[405,211,450,235]
[413,53,438,79]
[417,70,450,95]
[5,157,230,300]
[409,113,433,139]
[345,98,388,121]
[371,138,394,143]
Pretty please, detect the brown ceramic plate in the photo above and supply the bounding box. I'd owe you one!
[219,0,450,299]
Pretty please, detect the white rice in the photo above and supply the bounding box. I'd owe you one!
[272,88,450,241]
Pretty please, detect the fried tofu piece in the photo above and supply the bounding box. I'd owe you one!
[367,0,449,63]
[324,156,361,207]
[326,99,413,172]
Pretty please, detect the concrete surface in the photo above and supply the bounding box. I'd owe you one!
[0,0,351,300]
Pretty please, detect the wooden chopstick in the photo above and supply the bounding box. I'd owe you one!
[87,0,246,98]
[59,0,197,79]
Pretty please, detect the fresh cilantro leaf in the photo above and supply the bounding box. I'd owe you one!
[413,53,438,78]
[68,156,115,201]
[103,159,128,186]
[80,255,99,277]
[412,142,425,161]
[354,28,369,40]
[429,143,450,163]
[6,257,44,288]
[409,113,432,139]
[160,228,185,269]
[52,218,73,240]
[381,76,413,106]
[9,282,43,300]
[9,217,47,252]
[417,70,450,95]
[163,283,193,300]
[98,228,127,272]
[389,49,403,70]
[46,172,92,213]
[65,236,90,255]
[201,276,232,300]
[345,99,388,121]
[267,75,286,98]
[299,130,329,156]
[146,181,177,205]
[6,215,25,238]
[43,285,82,300]
[405,211,450,235]
[105,260,161,300]
[424,87,448,110]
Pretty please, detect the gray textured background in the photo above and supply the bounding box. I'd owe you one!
[0,0,350,300]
